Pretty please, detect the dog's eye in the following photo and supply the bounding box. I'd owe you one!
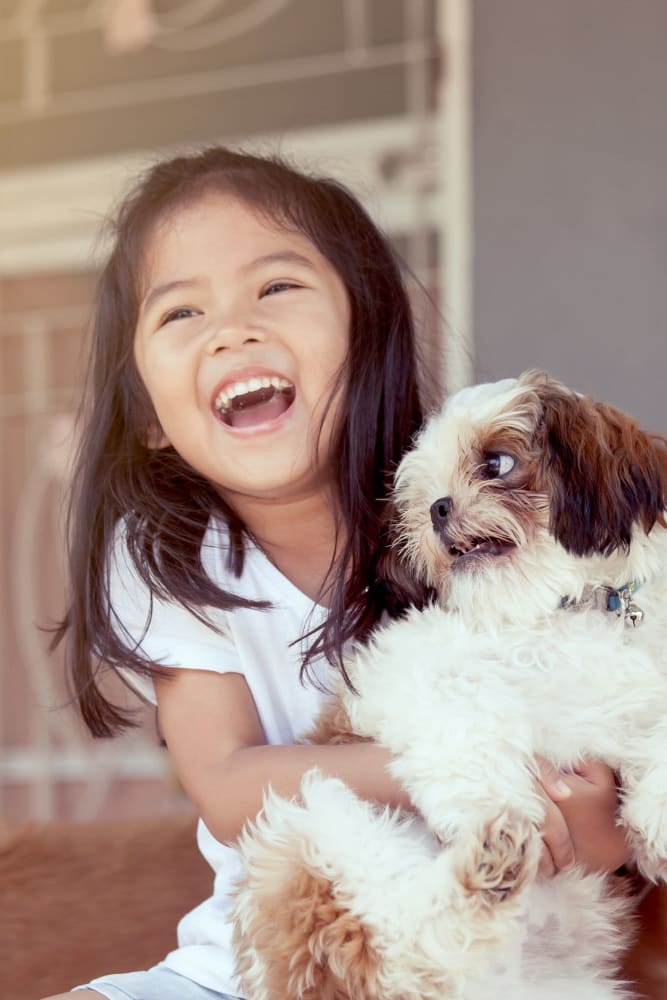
[485,452,515,478]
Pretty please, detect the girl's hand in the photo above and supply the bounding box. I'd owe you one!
[535,757,630,877]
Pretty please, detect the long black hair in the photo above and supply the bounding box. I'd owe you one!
[55,146,426,736]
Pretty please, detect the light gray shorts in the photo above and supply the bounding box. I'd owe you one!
[74,965,241,1000]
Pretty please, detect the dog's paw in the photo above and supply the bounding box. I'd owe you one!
[622,780,667,882]
[457,811,539,905]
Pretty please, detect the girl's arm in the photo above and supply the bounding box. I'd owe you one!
[155,668,413,845]
[155,669,628,874]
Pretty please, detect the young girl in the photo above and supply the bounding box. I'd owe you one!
[44,147,628,1000]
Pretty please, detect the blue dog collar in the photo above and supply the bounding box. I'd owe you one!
[561,579,644,627]
[606,580,640,612]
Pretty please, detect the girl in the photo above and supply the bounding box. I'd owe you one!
[44,147,628,1000]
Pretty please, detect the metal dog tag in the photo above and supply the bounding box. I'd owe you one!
[624,601,644,628]
[614,586,644,628]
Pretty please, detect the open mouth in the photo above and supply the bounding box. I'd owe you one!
[448,537,516,563]
[213,375,296,429]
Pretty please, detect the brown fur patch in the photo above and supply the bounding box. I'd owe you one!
[528,375,667,555]
[376,496,434,608]
[235,861,383,1000]
[304,697,373,746]
[457,811,539,907]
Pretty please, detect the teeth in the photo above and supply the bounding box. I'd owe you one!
[451,539,486,557]
[214,375,292,411]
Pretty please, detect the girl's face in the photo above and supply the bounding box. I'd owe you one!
[134,191,350,506]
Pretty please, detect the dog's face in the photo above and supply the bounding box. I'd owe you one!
[391,371,667,626]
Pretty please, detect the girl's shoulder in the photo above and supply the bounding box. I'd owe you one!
[111,515,330,738]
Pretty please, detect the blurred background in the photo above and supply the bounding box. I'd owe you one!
[1,0,665,825]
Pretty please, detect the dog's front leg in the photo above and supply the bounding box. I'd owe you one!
[343,608,543,899]
[618,715,667,882]
[379,689,543,909]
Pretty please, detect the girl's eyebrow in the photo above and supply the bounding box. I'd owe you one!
[240,251,317,273]
[141,278,204,315]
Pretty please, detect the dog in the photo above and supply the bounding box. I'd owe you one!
[232,371,667,1000]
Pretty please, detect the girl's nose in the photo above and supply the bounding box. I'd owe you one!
[206,323,264,355]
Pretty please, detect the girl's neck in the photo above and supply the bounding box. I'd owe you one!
[230,490,345,605]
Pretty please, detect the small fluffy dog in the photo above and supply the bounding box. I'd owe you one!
[232,371,667,1000]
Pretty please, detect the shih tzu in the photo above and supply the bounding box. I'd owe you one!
[232,371,667,1000]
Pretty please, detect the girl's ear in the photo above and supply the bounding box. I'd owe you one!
[145,424,171,449]
[536,385,667,556]
[134,379,171,449]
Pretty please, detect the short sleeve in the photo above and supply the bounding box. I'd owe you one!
[109,525,242,705]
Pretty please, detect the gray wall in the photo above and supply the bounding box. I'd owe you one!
[473,0,667,430]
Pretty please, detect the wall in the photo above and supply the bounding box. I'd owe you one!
[473,0,667,430]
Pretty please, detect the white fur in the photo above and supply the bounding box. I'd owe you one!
[234,376,667,999]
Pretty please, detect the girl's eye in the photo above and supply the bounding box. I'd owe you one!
[485,452,515,478]
[262,281,298,297]
[160,307,200,326]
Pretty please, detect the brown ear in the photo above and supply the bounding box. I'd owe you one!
[537,386,667,556]
[377,544,429,608]
[376,499,432,609]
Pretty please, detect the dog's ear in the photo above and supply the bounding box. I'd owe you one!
[377,544,429,610]
[536,385,667,556]
[376,499,431,611]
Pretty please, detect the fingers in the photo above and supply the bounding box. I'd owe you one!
[534,755,573,802]
[534,757,625,877]
[539,793,576,875]
[571,758,617,787]
[537,839,557,878]
[534,756,576,876]
[536,758,627,877]
[556,764,629,872]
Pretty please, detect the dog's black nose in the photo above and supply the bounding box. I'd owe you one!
[430,496,452,530]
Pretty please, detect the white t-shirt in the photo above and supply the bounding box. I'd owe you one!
[109,517,332,996]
